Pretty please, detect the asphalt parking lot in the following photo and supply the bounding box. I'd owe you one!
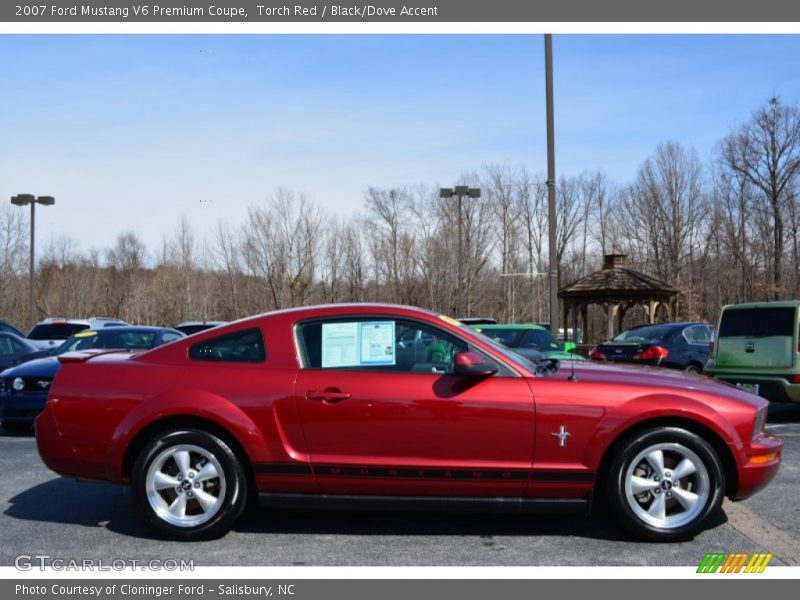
[1,405,799,567]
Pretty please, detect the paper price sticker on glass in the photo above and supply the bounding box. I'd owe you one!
[321,321,396,368]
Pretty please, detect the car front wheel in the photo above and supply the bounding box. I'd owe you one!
[606,427,725,542]
[132,429,247,540]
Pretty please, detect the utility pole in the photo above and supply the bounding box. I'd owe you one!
[10,194,55,329]
[544,34,559,337]
[440,186,481,316]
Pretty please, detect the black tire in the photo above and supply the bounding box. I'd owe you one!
[605,427,725,542]
[132,429,248,540]
[684,364,702,374]
[2,421,32,435]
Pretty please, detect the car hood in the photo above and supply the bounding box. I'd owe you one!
[0,356,60,379]
[561,361,764,407]
[546,351,586,361]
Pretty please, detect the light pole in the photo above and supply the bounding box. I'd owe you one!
[440,185,481,317]
[10,194,55,329]
[544,33,559,338]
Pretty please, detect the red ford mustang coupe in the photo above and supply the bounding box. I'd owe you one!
[35,304,782,541]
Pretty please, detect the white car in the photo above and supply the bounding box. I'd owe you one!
[26,317,128,351]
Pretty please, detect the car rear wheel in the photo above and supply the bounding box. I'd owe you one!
[132,429,247,540]
[606,427,725,542]
[684,364,702,374]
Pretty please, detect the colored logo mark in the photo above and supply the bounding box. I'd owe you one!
[697,552,773,573]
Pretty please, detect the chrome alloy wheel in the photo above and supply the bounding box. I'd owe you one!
[145,444,226,528]
[623,442,710,530]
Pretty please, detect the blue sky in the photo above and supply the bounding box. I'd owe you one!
[1,34,800,253]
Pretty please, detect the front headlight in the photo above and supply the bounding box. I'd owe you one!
[752,406,767,441]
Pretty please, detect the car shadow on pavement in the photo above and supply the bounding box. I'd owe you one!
[4,477,157,539]
[5,476,727,543]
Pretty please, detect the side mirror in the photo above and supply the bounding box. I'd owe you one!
[563,341,577,353]
[453,351,498,377]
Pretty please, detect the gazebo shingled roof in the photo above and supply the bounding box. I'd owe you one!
[558,254,680,342]
[559,255,679,301]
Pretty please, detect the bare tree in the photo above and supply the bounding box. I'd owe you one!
[720,96,800,296]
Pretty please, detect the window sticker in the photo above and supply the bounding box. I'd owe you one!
[321,322,360,368]
[359,321,395,365]
[320,320,397,368]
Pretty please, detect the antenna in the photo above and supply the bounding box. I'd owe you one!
[567,334,579,382]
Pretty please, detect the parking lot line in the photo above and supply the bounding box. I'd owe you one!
[724,500,800,565]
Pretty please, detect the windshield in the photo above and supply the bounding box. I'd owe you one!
[28,323,89,340]
[479,328,525,347]
[521,329,564,352]
[54,330,158,355]
[613,325,673,343]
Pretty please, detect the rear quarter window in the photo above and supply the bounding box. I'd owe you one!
[188,328,266,363]
[719,307,796,337]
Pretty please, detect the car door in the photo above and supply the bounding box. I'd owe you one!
[293,316,535,497]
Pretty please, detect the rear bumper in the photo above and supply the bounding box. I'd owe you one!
[35,403,109,481]
[0,391,47,424]
[733,434,783,500]
[708,373,800,403]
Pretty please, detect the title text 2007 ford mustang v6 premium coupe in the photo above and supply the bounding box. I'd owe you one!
[35,304,782,541]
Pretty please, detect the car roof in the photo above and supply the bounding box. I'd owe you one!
[471,323,547,331]
[622,322,710,331]
[79,326,182,334]
[34,317,126,325]
[176,320,227,327]
[228,303,443,325]
[721,301,800,310]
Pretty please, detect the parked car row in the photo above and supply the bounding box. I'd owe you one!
[0,326,186,433]
[0,316,229,433]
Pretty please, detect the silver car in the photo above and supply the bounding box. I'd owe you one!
[26,317,128,351]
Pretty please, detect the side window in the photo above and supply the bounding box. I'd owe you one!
[684,326,711,345]
[160,332,183,344]
[9,338,28,353]
[189,328,266,363]
[0,337,12,356]
[298,319,468,374]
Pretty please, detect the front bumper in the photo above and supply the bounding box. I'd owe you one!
[733,434,783,500]
[0,391,47,424]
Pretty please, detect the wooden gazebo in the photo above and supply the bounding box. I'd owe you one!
[558,253,680,343]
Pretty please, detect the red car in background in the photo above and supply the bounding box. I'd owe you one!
[35,304,781,541]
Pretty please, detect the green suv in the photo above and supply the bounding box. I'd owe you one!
[704,301,800,403]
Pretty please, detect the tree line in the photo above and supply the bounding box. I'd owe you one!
[1,96,799,342]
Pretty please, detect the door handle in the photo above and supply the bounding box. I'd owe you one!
[305,389,351,402]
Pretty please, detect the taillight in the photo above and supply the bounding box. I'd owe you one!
[792,374,800,384]
[633,345,670,360]
[589,348,607,360]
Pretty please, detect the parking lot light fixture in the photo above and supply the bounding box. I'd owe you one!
[10,194,56,329]
[440,186,481,317]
